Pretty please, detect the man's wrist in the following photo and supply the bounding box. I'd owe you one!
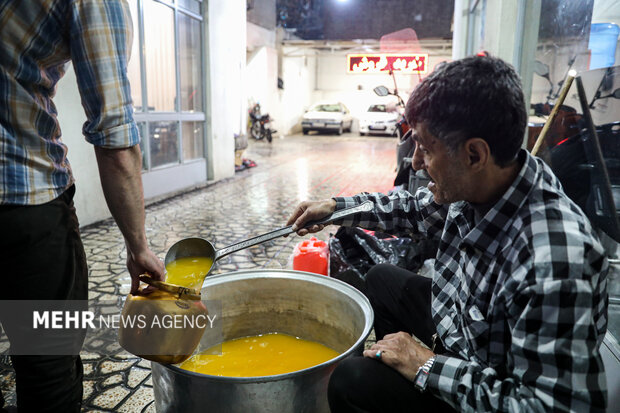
[125,237,148,256]
[328,198,337,212]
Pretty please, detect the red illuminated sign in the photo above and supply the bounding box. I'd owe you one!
[347,53,428,74]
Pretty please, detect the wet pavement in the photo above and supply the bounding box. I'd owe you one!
[0,133,398,412]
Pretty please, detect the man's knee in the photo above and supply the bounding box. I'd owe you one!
[365,263,398,292]
[328,357,372,408]
[330,357,364,391]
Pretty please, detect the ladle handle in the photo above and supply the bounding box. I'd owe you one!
[215,200,374,261]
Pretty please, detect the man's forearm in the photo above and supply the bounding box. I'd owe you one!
[94,145,148,254]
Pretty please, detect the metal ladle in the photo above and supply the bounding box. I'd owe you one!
[163,200,374,269]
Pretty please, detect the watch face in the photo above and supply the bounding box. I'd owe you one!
[415,370,429,390]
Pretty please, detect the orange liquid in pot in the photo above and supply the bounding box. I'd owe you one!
[165,256,213,289]
[179,333,340,377]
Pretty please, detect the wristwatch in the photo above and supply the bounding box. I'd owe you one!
[414,356,436,392]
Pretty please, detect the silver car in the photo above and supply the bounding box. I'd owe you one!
[301,102,354,135]
[358,103,401,136]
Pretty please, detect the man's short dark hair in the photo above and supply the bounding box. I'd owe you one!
[405,55,527,167]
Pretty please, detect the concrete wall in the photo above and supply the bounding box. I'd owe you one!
[279,52,318,134]
[206,0,246,182]
[246,22,279,133]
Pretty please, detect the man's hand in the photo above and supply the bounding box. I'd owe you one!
[286,199,337,236]
[126,246,165,295]
[363,331,435,381]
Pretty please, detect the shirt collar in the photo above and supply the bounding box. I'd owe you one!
[457,150,538,257]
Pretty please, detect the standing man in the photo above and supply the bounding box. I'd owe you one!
[0,1,165,411]
[287,56,608,412]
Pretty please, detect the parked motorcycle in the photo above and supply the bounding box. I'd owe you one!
[248,103,276,143]
[373,77,418,192]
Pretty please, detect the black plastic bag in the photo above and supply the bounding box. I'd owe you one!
[328,227,438,293]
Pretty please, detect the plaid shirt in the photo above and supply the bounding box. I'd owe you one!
[0,0,139,205]
[334,150,608,412]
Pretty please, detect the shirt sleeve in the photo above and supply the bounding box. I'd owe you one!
[332,187,448,240]
[69,0,140,148]
[427,249,608,412]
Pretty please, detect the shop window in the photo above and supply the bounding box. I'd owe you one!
[150,121,179,168]
[178,0,201,15]
[182,122,204,161]
[179,12,203,112]
[144,0,176,112]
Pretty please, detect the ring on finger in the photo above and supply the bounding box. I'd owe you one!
[375,350,382,359]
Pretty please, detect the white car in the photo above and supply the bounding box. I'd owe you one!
[301,102,354,135]
[359,104,401,136]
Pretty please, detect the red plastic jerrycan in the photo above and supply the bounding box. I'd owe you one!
[293,237,329,275]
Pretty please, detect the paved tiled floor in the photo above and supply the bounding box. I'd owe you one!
[0,133,397,412]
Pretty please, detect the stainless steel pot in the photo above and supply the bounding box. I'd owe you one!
[151,269,374,413]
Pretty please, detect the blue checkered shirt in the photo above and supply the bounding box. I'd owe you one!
[334,150,608,412]
[0,0,140,205]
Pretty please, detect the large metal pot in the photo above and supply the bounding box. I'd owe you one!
[151,269,374,413]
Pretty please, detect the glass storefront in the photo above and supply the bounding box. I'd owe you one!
[127,0,206,171]
[182,121,204,161]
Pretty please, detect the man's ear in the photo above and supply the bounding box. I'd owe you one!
[464,138,490,171]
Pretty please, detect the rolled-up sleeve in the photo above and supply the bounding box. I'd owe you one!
[69,0,139,148]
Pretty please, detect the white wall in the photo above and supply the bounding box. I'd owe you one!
[279,52,318,134]
[207,0,245,181]
[246,22,279,133]
[55,67,112,227]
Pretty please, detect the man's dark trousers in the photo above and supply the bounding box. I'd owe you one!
[328,263,456,413]
[0,185,88,412]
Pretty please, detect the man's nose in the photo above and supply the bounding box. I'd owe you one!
[412,142,424,171]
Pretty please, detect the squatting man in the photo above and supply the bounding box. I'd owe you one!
[286,55,608,412]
